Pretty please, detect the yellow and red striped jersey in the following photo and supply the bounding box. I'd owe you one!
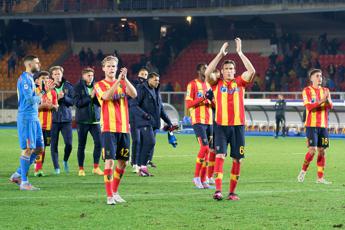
[212,76,248,126]
[94,79,129,133]
[36,88,57,131]
[302,86,333,128]
[185,79,213,125]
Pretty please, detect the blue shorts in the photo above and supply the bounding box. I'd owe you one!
[192,124,213,147]
[214,124,245,160]
[306,127,329,149]
[101,132,130,161]
[17,118,44,150]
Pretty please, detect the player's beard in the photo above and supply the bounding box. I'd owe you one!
[31,67,39,74]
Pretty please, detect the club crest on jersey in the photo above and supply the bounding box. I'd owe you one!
[220,86,227,93]
[197,92,203,98]
[24,84,29,90]
[311,98,316,103]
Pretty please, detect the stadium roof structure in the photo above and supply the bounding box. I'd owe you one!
[1,0,345,19]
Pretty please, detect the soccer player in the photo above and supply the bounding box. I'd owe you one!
[50,66,74,174]
[94,56,137,205]
[297,69,333,184]
[205,38,256,200]
[34,71,58,176]
[9,55,44,190]
[74,67,103,177]
[129,67,149,173]
[185,63,214,189]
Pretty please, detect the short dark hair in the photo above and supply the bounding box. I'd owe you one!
[148,72,160,79]
[308,68,322,78]
[196,63,207,72]
[82,67,94,75]
[221,60,236,68]
[23,55,38,63]
[33,71,50,81]
[138,67,149,74]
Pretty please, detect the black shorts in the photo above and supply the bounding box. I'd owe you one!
[214,124,245,160]
[192,124,213,147]
[43,129,51,147]
[101,132,130,161]
[306,127,329,149]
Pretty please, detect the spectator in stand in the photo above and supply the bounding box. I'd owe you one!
[251,81,261,98]
[113,49,123,68]
[79,47,86,66]
[42,33,50,53]
[164,82,174,92]
[86,48,94,66]
[265,66,274,91]
[7,52,16,78]
[96,49,104,64]
[269,52,277,65]
[326,76,336,91]
[327,64,336,80]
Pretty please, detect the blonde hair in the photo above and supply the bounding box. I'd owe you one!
[49,66,64,74]
[101,56,119,67]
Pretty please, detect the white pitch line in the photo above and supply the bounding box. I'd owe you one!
[0,188,342,201]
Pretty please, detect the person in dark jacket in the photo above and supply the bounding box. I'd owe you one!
[129,67,148,173]
[73,67,103,177]
[50,66,74,174]
[274,94,286,138]
[132,72,173,176]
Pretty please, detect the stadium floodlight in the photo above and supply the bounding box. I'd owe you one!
[186,16,192,24]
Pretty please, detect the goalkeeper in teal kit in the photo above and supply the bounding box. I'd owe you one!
[9,55,44,190]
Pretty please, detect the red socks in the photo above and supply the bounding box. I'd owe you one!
[112,167,125,193]
[94,163,99,169]
[207,150,216,179]
[317,154,325,179]
[214,157,224,192]
[302,152,314,171]
[79,166,84,170]
[104,169,113,197]
[194,145,209,178]
[34,151,45,172]
[230,161,241,194]
[200,151,209,183]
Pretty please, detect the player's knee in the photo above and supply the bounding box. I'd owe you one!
[308,147,317,155]
[318,148,325,156]
[35,147,44,154]
[216,154,226,159]
[104,160,113,169]
[22,148,31,156]
[117,160,127,169]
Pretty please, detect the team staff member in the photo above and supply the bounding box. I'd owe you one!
[274,94,286,138]
[131,72,173,176]
[50,66,74,174]
[74,67,103,177]
[129,67,149,173]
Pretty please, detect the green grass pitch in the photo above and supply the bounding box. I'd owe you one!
[0,129,345,229]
